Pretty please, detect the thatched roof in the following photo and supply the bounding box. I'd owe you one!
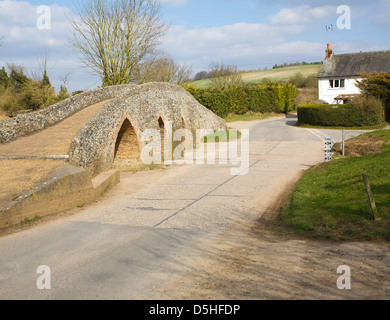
[318,51,390,79]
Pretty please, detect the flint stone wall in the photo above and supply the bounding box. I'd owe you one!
[68,82,226,176]
[0,84,136,144]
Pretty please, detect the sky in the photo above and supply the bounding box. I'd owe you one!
[0,0,389,93]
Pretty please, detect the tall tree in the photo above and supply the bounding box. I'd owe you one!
[68,0,168,87]
[357,72,390,120]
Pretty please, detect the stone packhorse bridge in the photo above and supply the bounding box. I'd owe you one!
[68,82,226,176]
[0,82,226,229]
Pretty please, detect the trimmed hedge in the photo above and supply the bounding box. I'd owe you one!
[184,83,296,118]
[298,96,385,127]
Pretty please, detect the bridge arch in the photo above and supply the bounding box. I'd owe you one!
[113,116,141,168]
[68,82,226,176]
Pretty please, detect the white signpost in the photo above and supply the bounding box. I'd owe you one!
[325,136,332,162]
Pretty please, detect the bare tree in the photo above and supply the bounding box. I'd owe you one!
[134,53,192,85]
[58,71,72,99]
[68,0,168,87]
[208,61,243,89]
[27,52,51,84]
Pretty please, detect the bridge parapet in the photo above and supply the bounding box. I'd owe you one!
[0,84,136,144]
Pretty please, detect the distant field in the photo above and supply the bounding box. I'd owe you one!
[189,64,322,89]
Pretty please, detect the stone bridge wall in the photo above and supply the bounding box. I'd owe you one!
[68,82,226,176]
[0,84,135,144]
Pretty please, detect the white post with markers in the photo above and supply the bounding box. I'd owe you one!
[325,136,332,162]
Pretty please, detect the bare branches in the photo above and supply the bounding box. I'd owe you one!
[68,0,168,86]
[134,53,192,85]
[59,71,72,89]
[208,61,243,89]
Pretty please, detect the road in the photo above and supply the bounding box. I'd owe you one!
[0,115,382,300]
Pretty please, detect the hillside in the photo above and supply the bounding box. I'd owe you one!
[190,64,322,89]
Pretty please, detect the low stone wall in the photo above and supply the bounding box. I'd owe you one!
[0,164,121,230]
[0,84,136,144]
[68,82,226,176]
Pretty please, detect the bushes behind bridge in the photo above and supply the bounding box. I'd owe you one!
[184,83,296,118]
[297,96,385,127]
[0,66,69,117]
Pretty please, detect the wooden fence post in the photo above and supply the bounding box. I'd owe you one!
[362,173,380,221]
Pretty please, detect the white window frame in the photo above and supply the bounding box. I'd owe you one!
[329,79,345,89]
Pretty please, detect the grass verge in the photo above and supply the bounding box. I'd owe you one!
[278,130,390,242]
[295,122,388,131]
[225,112,283,123]
[203,129,242,143]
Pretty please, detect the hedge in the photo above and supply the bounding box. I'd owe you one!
[297,96,385,127]
[184,83,296,118]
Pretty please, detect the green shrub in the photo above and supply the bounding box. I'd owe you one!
[184,83,296,118]
[0,65,62,115]
[289,72,318,89]
[298,96,385,127]
[357,73,390,120]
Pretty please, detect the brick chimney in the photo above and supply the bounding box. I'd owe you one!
[325,43,333,60]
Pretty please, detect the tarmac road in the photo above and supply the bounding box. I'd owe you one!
[0,115,357,300]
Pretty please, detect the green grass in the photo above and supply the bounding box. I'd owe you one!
[296,122,388,131]
[189,64,322,89]
[22,215,41,225]
[225,112,283,122]
[203,129,242,143]
[361,129,390,145]
[278,130,390,242]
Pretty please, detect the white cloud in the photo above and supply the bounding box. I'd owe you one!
[269,5,335,25]
[0,0,387,90]
[162,23,318,71]
[162,14,389,74]
[164,22,305,54]
[0,1,99,92]
[0,1,73,47]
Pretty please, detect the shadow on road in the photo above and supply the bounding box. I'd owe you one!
[285,114,298,127]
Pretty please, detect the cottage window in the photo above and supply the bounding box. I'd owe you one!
[329,79,345,89]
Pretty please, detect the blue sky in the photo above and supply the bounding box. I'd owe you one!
[1,0,389,93]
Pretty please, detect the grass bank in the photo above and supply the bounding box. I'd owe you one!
[203,129,242,143]
[295,122,388,131]
[225,112,283,123]
[278,130,390,242]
